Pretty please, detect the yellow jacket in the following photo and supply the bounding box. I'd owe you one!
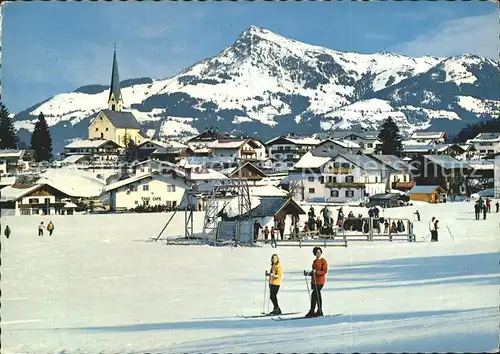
[269,263,283,286]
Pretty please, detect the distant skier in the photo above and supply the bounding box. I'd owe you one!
[277,219,285,240]
[304,246,328,318]
[47,221,55,236]
[483,204,487,220]
[270,227,277,248]
[414,210,420,221]
[38,222,44,236]
[263,226,270,242]
[474,202,480,220]
[496,201,499,213]
[429,217,436,240]
[432,220,439,242]
[4,225,11,239]
[265,254,283,316]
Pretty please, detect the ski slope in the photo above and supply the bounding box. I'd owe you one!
[1,200,499,353]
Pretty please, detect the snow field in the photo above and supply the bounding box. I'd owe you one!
[1,201,499,353]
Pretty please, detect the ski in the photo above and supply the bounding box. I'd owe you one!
[272,313,343,321]
[237,312,300,319]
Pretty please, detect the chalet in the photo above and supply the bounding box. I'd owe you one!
[409,131,447,144]
[207,139,267,163]
[0,183,76,216]
[408,185,446,204]
[403,144,454,160]
[414,155,472,195]
[290,152,385,203]
[227,162,268,184]
[265,135,321,172]
[87,48,147,147]
[63,139,122,164]
[136,139,192,162]
[186,129,236,148]
[311,139,362,156]
[369,155,415,191]
[329,131,381,154]
[466,133,500,157]
[0,149,31,175]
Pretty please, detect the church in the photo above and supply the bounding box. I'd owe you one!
[88,47,147,147]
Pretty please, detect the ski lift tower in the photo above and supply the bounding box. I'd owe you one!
[202,178,252,243]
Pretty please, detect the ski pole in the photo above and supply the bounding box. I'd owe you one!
[263,273,267,314]
[304,271,311,303]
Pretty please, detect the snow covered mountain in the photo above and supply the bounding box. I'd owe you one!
[13,25,500,152]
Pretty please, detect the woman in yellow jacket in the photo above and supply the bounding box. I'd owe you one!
[265,253,283,315]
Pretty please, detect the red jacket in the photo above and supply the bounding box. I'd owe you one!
[312,258,328,285]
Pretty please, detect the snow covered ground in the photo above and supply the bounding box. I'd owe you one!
[1,200,499,353]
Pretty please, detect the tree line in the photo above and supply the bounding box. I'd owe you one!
[0,102,53,162]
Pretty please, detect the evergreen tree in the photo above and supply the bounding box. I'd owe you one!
[0,102,18,149]
[30,112,53,162]
[124,140,138,163]
[375,116,403,157]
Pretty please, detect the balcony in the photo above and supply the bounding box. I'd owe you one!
[392,181,416,190]
[241,149,256,155]
[326,168,353,174]
[325,182,365,189]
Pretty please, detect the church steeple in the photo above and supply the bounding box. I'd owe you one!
[108,44,123,112]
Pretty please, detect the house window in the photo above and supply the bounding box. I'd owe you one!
[100,133,104,139]
[167,185,176,192]
[112,104,116,110]
[95,128,98,132]
[367,143,373,148]
[287,154,293,160]
[143,184,149,191]
[345,190,354,198]
[135,200,139,205]
[319,176,325,184]
[106,128,109,131]
[345,176,354,183]
[308,176,315,182]
[375,176,378,183]
[28,198,39,204]
[285,146,291,151]
[309,188,315,193]
[32,209,39,214]
[330,190,339,197]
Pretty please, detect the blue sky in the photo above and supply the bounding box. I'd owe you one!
[2,1,498,113]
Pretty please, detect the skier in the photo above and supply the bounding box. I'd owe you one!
[432,220,439,242]
[4,225,11,239]
[414,210,420,221]
[496,201,499,213]
[38,222,44,236]
[429,217,436,239]
[270,227,277,248]
[474,202,480,220]
[483,204,487,220]
[47,221,55,236]
[265,253,283,315]
[263,226,270,242]
[304,246,328,318]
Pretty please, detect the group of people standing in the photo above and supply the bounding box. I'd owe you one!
[264,246,328,318]
[474,197,499,220]
[3,221,55,239]
[429,217,440,242]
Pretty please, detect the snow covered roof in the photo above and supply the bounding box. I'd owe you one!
[65,139,113,149]
[424,155,472,170]
[0,149,24,158]
[0,176,16,186]
[189,169,228,181]
[409,185,444,194]
[294,151,331,169]
[104,172,158,192]
[0,184,41,201]
[338,154,383,171]
[266,135,321,146]
[470,133,500,142]
[100,110,141,130]
[208,140,247,149]
[37,168,106,197]
[249,185,288,197]
[370,155,411,172]
[410,131,446,139]
[61,155,87,164]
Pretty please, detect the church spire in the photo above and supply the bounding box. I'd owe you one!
[108,44,123,112]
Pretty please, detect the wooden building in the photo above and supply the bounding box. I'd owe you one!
[408,185,445,204]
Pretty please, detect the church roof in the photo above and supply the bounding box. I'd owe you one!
[98,109,141,130]
[108,48,122,102]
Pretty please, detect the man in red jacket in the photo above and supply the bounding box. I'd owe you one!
[304,246,328,317]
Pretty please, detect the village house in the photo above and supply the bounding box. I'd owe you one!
[0,149,32,175]
[329,131,381,155]
[62,139,122,165]
[208,138,267,163]
[409,131,448,144]
[413,155,472,195]
[226,162,268,185]
[87,48,147,147]
[265,134,322,172]
[136,139,193,163]
[466,133,500,157]
[311,138,362,155]
[106,159,228,211]
[290,151,386,203]
[408,185,446,204]
[0,183,78,216]
[369,154,415,191]
[186,128,236,148]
